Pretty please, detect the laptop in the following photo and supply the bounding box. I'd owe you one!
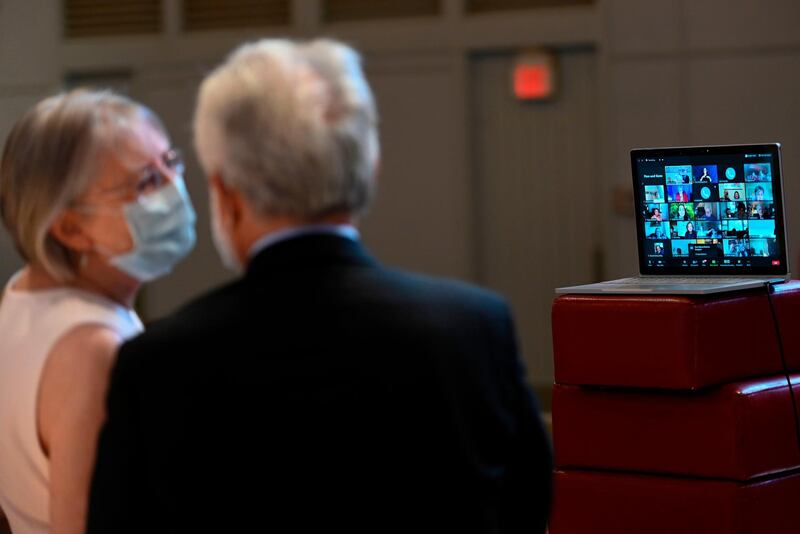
[557,143,790,294]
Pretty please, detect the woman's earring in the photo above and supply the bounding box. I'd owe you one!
[79,252,89,270]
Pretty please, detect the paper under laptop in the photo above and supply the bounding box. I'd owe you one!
[557,143,790,295]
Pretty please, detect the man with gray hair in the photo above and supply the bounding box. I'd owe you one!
[88,39,552,533]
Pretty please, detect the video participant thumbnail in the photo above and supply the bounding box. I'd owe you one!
[748,201,774,219]
[693,165,718,183]
[724,238,750,257]
[695,221,722,238]
[671,221,697,238]
[646,221,670,239]
[645,203,669,221]
[667,185,692,203]
[694,183,718,202]
[666,165,692,184]
[721,201,747,219]
[669,203,693,221]
[719,183,745,201]
[645,185,665,203]
[694,202,718,220]
[722,166,740,182]
[745,163,772,182]
[746,183,773,202]
[647,241,667,257]
[671,240,693,257]
[749,238,778,257]
[721,219,749,238]
[748,220,776,238]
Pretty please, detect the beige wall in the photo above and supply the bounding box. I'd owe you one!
[602,0,800,278]
[0,0,61,279]
[1,0,799,388]
[470,48,601,391]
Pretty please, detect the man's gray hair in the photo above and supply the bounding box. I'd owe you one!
[194,38,380,218]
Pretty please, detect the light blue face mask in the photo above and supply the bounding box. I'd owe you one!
[105,176,197,282]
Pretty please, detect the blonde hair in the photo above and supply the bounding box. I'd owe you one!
[194,38,379,218]
[0,89,166,281]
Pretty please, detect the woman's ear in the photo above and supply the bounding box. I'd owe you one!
[49,210,94,252]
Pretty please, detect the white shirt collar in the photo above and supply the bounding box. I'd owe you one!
[248,224,360,259]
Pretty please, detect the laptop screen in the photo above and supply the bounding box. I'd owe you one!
[631,144,788,276]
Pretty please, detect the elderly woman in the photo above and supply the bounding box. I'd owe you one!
[0,90,195,534]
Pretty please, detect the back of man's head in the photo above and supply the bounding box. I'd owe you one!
[194,39,379,220]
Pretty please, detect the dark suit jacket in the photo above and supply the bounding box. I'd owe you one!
[87,234,552,533]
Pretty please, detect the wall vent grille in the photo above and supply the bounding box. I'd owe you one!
[64,0,162,38]
[183,0,291,32]
[466,0,593,14]
[324,0,441,23]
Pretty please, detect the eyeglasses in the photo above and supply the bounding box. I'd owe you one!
[100,148,185,204]
[131,148,184,199]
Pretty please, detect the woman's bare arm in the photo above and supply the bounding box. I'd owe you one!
[38,325,121,534]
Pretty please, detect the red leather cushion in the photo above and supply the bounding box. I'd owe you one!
[550,469,800,534]
[552,281,800,389]
[553,375,800,480]
[768,281,800,367]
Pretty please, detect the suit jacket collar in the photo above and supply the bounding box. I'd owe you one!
[245,233,377,278]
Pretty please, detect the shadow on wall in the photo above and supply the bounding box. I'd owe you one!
[0,228,22,284]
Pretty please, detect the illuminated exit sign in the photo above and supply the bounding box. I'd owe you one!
[513,50,558,101]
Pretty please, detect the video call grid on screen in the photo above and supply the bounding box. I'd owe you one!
[632,144,787,276]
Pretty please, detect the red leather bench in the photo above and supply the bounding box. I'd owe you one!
[551,469,800,534]
[550,283,800,533]
[552,281,800,389]
[553,375,800,480]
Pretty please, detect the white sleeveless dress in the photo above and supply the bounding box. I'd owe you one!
[0,271,143,534]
